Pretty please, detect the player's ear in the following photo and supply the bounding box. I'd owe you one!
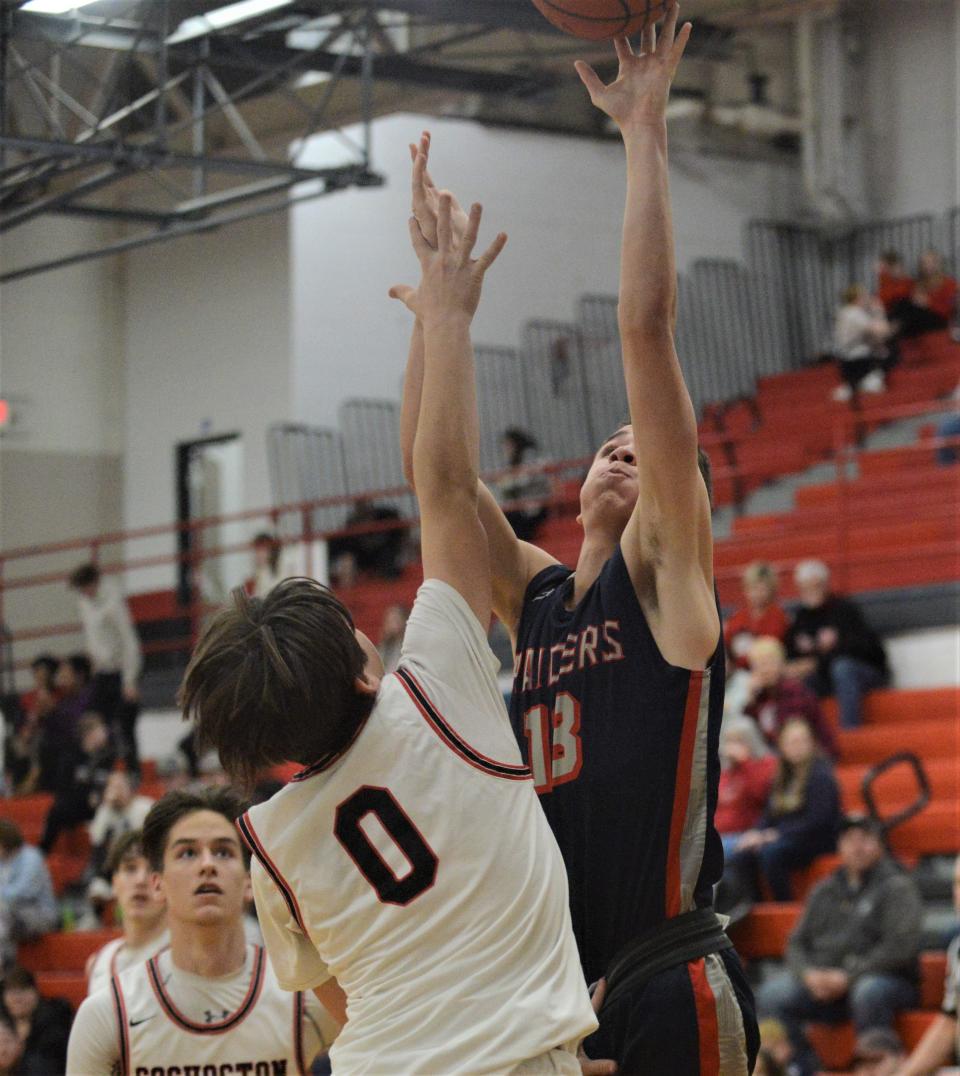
[151,870,164,902]
[354,673,379,697]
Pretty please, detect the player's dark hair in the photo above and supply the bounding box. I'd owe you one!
[69,563,100,589]
[142,787,250,873]
[0,820,24,853]
[180,578,375,790]
[106,829,147,877]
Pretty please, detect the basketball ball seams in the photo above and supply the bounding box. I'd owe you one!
[532,0,669,39]
[536,0,645,25]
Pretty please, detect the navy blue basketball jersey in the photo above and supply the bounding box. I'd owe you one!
[509,545,726,984]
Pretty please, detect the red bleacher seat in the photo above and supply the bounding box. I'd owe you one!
[837,719,958,766]
[19,930,119,973]
[35,971,88,1012]
[730,903,802,961]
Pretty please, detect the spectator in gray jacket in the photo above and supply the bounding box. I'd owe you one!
[0,822,58,970]
[756,814,922,1076]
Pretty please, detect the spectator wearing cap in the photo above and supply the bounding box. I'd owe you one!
[897,854,960,1075]
[744,637,837,757]
[786,560,888,730]
[726,718,840,901]
[0,822,58,970]
[0,967,71,1075]
[68,563,143,778]
[851,1028,906,1075]
[724,562,790,673]
[756,815,922,1076]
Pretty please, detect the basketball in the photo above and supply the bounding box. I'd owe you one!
[529,0,671,40]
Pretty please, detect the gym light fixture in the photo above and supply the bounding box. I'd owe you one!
[21,1,101,13]
[167,0,297,44]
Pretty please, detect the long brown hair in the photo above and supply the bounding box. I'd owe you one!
[180,578,374,789]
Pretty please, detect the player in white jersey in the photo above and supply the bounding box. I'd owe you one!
[86,829,169,996]
[66,787,335,1074]
[179,193,597,1074]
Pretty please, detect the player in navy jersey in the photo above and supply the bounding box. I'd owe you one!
[400,5,758,1073]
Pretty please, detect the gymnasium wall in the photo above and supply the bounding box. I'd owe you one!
[290,112,804,428]
[860,0,960,219]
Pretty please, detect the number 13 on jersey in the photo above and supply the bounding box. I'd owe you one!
[523,692,583,794]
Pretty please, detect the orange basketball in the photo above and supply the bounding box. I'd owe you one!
[530,0,670,40]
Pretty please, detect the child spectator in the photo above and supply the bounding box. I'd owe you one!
[716,717,777,860]
[0,967,71,1074]
[495,427,551,542]
[756,815,922,1075]
[0,823,58,969]
[832,285,893,401]
[876,251,914,314]
[39,712,114,855]
[786,560,888,729]
[86,770,155,907]
[724,562,790,672]
[727,718,840,901]
[744,637,837,757]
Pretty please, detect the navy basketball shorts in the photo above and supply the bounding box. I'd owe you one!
[583,948,759,1076]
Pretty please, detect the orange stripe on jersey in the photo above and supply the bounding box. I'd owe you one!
[687,957,720,1076]
[665,671,705,919]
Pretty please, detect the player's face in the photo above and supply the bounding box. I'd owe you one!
[579,426,639,533]
[157,810,250,928]
[113,853,165,928]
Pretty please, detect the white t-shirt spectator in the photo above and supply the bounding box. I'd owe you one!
[835,303,877,361]
[76,578,143,692]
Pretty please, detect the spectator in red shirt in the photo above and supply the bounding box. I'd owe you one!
[889,249,958,339]
[725,562,790,672]
[876,251,914,314]
[716,717,777,861]
[744,637,837,758]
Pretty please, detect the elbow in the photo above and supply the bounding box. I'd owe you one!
[414,463,478,508]
[618,293,676,338]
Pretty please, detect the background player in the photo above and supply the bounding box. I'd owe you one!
[66,787,333,1073]
[179,192,597,1074]
[85,829,168,996]
[402,5,758,1073]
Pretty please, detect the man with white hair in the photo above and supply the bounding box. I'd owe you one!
[785,560,887,729]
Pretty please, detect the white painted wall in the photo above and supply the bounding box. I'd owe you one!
[121,211,291,592]
[290,113,803,426]
[860,0,960,218]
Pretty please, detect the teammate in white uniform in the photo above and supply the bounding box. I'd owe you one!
[86,829,169,996]
[179,194,597,1074]
[66,787,335,1074]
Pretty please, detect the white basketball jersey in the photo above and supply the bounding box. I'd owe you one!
[87,930,169,997]
[242,580,596,1075]
[112,944,314,1075]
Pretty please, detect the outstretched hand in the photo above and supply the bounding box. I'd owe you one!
[409,130,470,249]
[389,192,507,323]
[574,2,691,132]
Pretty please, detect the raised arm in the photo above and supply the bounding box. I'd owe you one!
[391,185,507,627]
[576,4,718,668]
[399,135,556,635]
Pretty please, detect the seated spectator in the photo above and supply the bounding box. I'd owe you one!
[851,1028,906,1075]
[0,967,71,1074]
[377,604,409,676]
[248,532,283,599]
[716,717,777,860]
[897,854,960,1075]
[86,770,155,907]
[494,427,551,542]
[36,654,94,792]
[86,831,167,996]
[329,498,407,585]
[890,250,958,339]
[17,657,58,727]
[39,712,114,855]
[832,285,893,401]
[786,560,888,729]
[724,562,790,672]
[727,718,840,901]
[0,1016,23,1076]
[876,251,914,315]
[0,823,58,970]
[756,815,922,1076]
[744,637,837,757]
[757,1018,803,1076]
